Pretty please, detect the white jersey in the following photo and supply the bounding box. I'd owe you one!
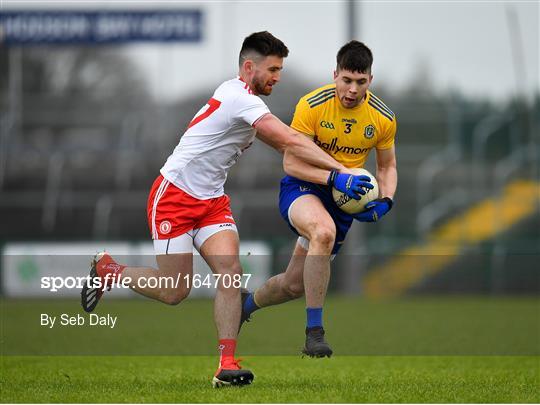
[160,77,270,199]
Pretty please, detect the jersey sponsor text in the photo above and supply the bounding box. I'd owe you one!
[313,135,369,155]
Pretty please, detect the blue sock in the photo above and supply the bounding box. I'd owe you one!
[243,293,260,315]
[306,307,323,329]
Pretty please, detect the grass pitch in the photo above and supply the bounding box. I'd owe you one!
[1,296,539,402]
[2,355,538,403]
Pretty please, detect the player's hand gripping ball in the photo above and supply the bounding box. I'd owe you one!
[331,168,379,214]
[352,197,393,222]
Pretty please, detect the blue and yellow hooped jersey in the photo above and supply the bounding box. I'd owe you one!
[291,84,397,168]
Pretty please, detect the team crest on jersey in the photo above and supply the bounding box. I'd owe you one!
[364,125,375,139]
[160,221,172,234]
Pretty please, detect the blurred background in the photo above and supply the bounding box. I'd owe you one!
[0,0,539,305]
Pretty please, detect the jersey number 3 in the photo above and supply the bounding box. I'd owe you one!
[188,98,222,129]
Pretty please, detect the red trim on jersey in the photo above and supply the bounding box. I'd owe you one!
[238,76,254,94]
[252,112,270,128]
[188,98,222,129]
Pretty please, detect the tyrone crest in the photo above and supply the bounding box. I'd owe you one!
[160,221,172,234]
[364,124,375,139]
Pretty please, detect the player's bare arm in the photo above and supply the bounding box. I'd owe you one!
[375,146,397,199]
[282,147,375,203]
[282,148,354,185]
[254,113,346,172]
[352,146,396,222]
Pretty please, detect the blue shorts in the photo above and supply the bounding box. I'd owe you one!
[279,175,354,255]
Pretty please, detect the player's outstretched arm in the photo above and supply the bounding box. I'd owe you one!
[254,113,345,171]
[282,148,349,185]
[283,149,374,201]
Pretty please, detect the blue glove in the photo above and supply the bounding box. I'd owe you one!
[353,197,393,222]
[327,170,374,201]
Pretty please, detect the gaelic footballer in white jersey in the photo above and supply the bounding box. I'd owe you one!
[161,77,270,200]
[82,31,355,388]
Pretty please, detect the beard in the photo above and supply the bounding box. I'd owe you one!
[252,76,272,96]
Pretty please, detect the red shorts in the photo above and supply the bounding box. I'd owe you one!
[147,175,235,240]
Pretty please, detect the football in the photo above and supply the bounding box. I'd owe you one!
[332,168,379,214]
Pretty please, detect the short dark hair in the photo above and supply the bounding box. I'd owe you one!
[336,41,373,73]
[239,31,289,66]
